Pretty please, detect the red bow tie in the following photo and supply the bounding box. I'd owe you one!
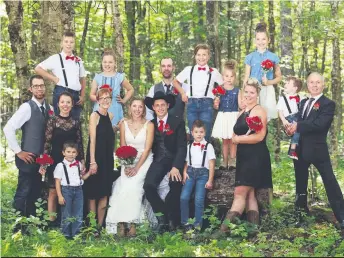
[198,67,206,71]
[193,142,202,146]
[289,95,300,102]
[69,161,79,167]
[66,55,75,61]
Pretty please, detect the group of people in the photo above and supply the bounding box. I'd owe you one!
[4,21,344,239]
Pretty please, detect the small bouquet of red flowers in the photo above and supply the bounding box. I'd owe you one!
[245,116,263,135]
[115,146,138,167]
[212,86,226,97]
[261,59,274,74]
[100,84,112,92]
[36,154,54,181]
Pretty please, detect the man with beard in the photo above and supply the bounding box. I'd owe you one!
[146,57,186,120]
[4,75,52,232]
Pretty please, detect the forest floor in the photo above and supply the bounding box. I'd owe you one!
[1,159,344,257]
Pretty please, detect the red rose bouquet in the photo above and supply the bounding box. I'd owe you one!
[212,86,226,97]
[115,146,138,167]
[245,116,263,135]
[36,154,54,181]
[261,59,274,74]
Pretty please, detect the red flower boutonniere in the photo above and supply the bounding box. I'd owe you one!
[201,144,206,151]
[313,102,320,111]
[172,87,179,96]
[160,123,174,135]
[48,110,54,117]
[208,67,214,75]
[75,56,80,64]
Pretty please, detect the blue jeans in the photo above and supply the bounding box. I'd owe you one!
[53,86,82,120]
[187,98,214,141]
[180,166,209,227]
[60,186,83,238]
[286,114,300,145]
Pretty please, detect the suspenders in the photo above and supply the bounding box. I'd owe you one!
[58,53,81,88]
[189,66,212,97]
[282,94,300,115]
[62,162,81,186]
[188,141,210,167]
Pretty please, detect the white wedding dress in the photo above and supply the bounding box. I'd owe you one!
[106,120,170,234]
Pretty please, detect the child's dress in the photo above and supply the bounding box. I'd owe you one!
[212,87,239,139]
[245,49,279,120]
[92,72,125,127]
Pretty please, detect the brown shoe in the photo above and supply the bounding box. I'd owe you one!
[220,211,241,232]
[246,210,259,225]
[128,223,136,237]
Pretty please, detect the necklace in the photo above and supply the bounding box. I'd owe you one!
[128,119,145,131]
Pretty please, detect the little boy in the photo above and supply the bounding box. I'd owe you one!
[35,31,86,119]
[277,76,303,160]
[54,142,92,239]
[180,120,215,230]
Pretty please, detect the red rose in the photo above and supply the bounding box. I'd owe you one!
[172,88,179,96]
[100,84,112,92]
[36,153,54,166]
[165,130,174,136]
[245,116,263,135]
[209,67,214,73]
[261,59,274,72]
[48,110,54,116]
[115,146,138,165]
[212,86,225,97]
[313,102,320,111]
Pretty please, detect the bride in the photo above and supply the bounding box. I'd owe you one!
[106,97,165,237]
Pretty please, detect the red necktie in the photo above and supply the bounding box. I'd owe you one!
[158,120,164,132]
[70,161,79,167]
[193,142,201,146]
[66,55,75,61]
[198,67,206,71]
[289,95,300,103]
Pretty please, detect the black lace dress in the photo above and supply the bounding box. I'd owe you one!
[84,111,115,199]
[44,115,84,188]
[233,107,273,189]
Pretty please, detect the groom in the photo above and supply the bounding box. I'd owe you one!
[144,91,187,231]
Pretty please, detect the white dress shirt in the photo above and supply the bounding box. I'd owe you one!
[54,159,84,186]
[37,51,86,91]
[3,97,50,154]
[185,139,216,169]
[176,64,223,99]
[302,93,323,118]
[145,82,188,120]
[157,114,168,127]
[276,94,302,117]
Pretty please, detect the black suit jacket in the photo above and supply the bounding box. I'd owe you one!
[152,115,187,171]
[296,95,335,162]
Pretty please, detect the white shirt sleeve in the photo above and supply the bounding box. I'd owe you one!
[54,163,63,179]
[79,59,86,78]
[212,68,224,85]
[276,96,285,111]
[37,54,57,71]
[207,144,216,160]
[3,103,31,154]
[176,66,192,84]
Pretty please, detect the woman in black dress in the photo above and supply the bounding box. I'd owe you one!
[41,91,85,224]
[83,87,115,228]
[220,78,272,232]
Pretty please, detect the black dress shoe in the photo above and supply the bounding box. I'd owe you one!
[156,215,168,233]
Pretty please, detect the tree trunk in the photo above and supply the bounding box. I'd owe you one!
[112,0,124,72]
[79,1,92,59]
[195,1,205,43]
[5,0,30,103]
[206,1,220,68]
[329,2,342,169]
[268,1,281,163]
[227,1,232,59]
[125,1,140,84]
[30,3,40,66]
[280,1,294,76]
[60,0,74,32]
[321,34,328,74]
[298,2,309,79]
[100,2,108,49]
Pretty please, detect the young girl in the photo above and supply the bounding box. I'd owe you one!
[212,60,243,169]
[243,22,282,121]
[173,44,223,141]
[89,48,134,130]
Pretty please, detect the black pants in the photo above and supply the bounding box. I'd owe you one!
[293,151,344,223]
[144,158,183,225]
[13,170,43,217]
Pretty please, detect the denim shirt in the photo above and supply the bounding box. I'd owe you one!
[219,87,239,112]
[245,49,280,84]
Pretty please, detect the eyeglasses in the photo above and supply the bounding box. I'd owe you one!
[99,97,112,101]
[31,84,45,89]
